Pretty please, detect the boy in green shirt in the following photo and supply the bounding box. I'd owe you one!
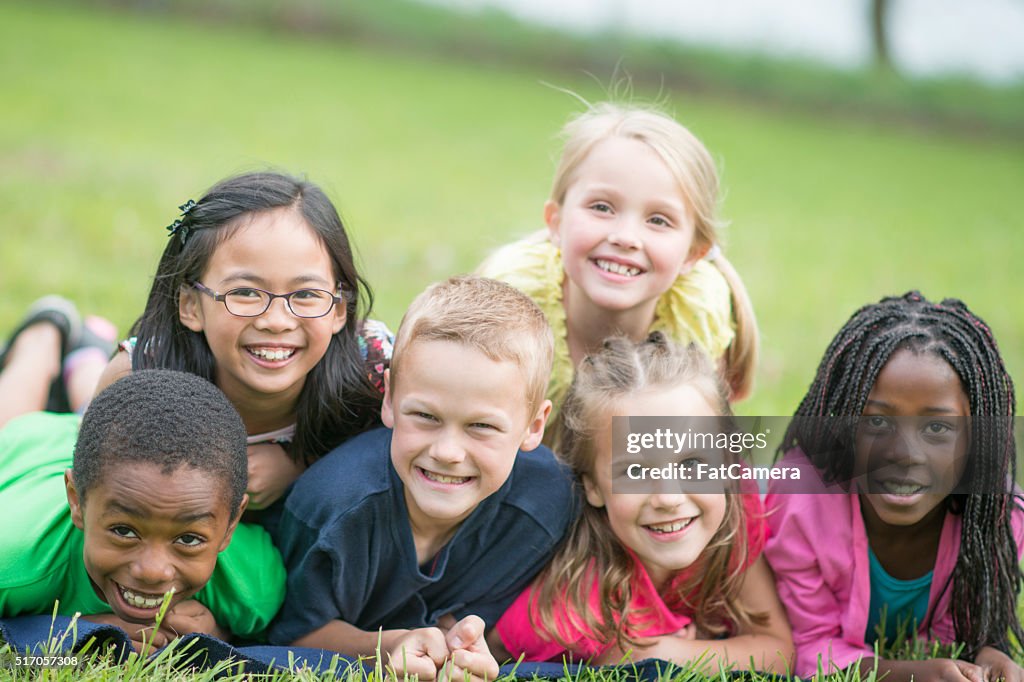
[0,370,284,648]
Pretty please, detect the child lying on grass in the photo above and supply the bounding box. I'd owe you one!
[0,370,284,649]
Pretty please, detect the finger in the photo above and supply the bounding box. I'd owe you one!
[387,651,438,680]
[955,661,987,682]
[391,628,449,668]
[451,649,500,680]
[447,615,485,650]
[437,613,458,633]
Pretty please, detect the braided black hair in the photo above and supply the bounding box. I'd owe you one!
[780,291,1022,658]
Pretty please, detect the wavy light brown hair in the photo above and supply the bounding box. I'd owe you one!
[533,333,766,653]
[391,275,554,415]
[550,103,759,400]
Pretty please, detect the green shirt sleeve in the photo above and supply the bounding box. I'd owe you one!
[195,521,286,640]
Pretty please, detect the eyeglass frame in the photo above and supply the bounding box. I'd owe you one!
[190,281,344,319]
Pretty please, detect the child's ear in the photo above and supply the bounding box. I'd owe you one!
[679,242,711,277]
[179,284,205,332]
[543,200,561,248]
[331,293,347,335]
[65,469,85,529]
[519,399,552,452]
[581,473,605,509]
[218,493,249,552]
[380,369,395,428]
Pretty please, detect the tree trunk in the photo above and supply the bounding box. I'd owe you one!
[871,0,892,71]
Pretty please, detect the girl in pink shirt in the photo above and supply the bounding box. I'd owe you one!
[765,292,1024,681]
[490,333,793,673]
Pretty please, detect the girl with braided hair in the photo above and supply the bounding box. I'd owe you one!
[764,291,1024,681]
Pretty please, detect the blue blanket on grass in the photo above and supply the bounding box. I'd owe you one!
[0,615,762,679]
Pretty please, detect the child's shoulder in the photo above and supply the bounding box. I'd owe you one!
[285,427,394,518]
[477,233,562,301]
[500,444,577,533]
[763,449,856,538]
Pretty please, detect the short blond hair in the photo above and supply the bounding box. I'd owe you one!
[391,276,554,413]
[551,102,759,400]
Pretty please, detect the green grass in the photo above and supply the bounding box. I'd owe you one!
[1,0,1022,422]
[0,612,1012,681]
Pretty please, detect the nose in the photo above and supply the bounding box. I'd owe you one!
[253,295,298,332]
[429,428,467,465]
[607,217,642,250]
[129,544,176,586]
[648,481,688,510]
[889,422,931,466]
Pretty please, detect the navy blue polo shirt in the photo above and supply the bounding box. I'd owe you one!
[268,427,576,644]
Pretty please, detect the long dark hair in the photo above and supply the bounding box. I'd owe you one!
[779,291,1022,658]
[131,171,381,464]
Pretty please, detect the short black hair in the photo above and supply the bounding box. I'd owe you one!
[74,370,248,513]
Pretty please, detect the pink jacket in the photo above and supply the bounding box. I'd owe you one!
[764,450,1024,678]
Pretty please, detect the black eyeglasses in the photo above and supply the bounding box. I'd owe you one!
[191,282,343,318]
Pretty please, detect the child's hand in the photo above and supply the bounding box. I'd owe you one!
[246,442,305,510]
[81,612,172,652]
[440,615,500,682]
[161,599,227,641]
[976,646,1024,682]
[386,627,449,680]
[869,657,990,682]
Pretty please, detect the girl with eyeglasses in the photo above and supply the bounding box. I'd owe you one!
[95,171,393,513]
[0,171,390,644]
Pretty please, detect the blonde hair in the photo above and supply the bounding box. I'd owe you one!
[551,102,759,400]
[534,333,765,652]
[391,275,554,414]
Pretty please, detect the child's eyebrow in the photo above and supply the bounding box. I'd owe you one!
[219,272,333,288]
[864,399,962,415]
[103,501,217,524]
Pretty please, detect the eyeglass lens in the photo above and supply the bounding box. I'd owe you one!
[223,288,335,318]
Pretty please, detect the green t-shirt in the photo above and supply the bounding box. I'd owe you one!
[0,412,285,639]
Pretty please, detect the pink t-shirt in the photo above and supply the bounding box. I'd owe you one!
[496,492,767,662]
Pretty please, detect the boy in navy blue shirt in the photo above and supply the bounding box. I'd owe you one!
[270,276,575,679]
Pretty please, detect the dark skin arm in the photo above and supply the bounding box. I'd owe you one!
[82,599,228,652]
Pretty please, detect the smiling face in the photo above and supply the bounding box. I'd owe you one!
[855,348,971,530]
[583,383,727,590]
[547,136,705,325]
[382,339,549,539]
[66,462,242,624]
[178,207,346,411]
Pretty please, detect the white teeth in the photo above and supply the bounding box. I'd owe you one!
[250,348,294,361]
[881,481,924,495]
[647,518,693,533]
[422,470,471,485]
[596,260,641,277]
[121,587,166,609]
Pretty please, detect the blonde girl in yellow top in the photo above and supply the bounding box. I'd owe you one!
[479,102,758,428]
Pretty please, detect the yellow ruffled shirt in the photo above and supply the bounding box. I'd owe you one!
[478,235,735,415]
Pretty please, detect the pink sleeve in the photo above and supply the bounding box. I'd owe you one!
[764,490,872,678]
[495,577,609,662]
[1011,493,1024,560]
[740,486,767,566]
[495,585,571,662]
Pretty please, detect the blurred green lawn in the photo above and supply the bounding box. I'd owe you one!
[2,2,1022,417]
